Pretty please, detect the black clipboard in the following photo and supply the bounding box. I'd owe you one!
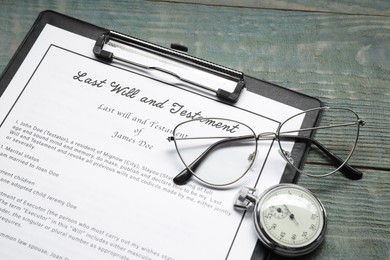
[0,10,322,183]
[0,10,322,260]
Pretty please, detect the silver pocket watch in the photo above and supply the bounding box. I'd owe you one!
[234,184,327,257]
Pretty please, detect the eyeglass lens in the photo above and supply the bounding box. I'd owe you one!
[172,118,257,186]
[278,107,361,178]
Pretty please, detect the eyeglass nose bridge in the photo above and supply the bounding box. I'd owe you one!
[256,132,277,140]
[256,131,294,164]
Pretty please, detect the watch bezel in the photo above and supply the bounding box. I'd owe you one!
[253,183,327,257]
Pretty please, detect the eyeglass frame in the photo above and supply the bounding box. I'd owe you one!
[168,107,365,187]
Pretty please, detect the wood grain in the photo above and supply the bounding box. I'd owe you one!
[156,0,390,16]
[0,0,389,259]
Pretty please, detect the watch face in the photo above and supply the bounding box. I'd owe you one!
[254,184,327,256]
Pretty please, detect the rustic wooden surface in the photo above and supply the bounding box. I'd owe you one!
[1,0,389,259]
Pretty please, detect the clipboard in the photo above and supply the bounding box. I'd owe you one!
[0,10,322,260]
[0,10,322,183]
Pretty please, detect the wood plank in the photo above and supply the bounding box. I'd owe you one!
[296,168,390,259]
[0,1,389,259]
[155,0,390,16]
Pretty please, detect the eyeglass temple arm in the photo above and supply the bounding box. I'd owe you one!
[173,135,253,185]
[172,133,362,185]
[279,135,363,180]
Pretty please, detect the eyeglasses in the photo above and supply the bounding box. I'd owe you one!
[168,107,365,187]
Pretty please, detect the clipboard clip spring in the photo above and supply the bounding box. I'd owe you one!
[93,31,245,103]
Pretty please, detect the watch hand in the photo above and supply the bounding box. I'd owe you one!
[283,205,299,226]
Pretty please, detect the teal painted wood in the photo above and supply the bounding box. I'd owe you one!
[295,168,390,260]
[0,0,389,259]
[157,0,390,16]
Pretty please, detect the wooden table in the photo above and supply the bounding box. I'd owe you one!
[1,1,389,259]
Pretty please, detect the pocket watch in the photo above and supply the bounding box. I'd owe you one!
[234,184,327,257]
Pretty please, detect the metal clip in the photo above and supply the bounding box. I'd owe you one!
[93,31,245,103]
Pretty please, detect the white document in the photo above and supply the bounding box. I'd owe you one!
[0,25,302,260]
